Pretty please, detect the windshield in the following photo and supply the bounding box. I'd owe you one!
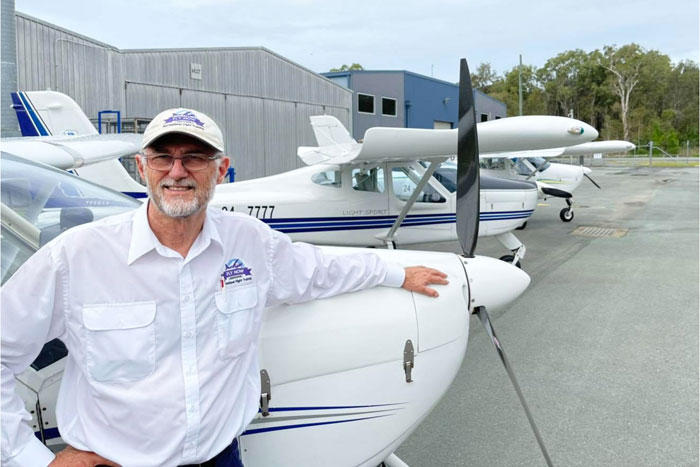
[527,156,551,172]
[1,152,140,285]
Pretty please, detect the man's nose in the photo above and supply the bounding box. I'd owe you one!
[168,158,189,178]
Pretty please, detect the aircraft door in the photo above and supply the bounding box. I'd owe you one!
[387,163,453,243]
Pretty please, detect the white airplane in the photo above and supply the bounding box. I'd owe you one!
[9,91,598,267]
[480,140,635,222]
[0,60,554,466]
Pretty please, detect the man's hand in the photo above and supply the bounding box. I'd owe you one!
[402,266,449,297]
[50,445,120,467]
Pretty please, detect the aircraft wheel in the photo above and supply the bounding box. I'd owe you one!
[515,221,527,230]
[559,208,574,222]
[499,255,522,269]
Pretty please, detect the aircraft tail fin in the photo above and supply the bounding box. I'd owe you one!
[11,90,98,137]
[309,115,355,146]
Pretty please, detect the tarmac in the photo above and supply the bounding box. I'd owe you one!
[395,165,699,466]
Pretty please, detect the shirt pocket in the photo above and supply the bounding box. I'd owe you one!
[82,301,157,383]
[214,284,258,360]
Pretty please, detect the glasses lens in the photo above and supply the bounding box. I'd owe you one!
[182,155,210,171]
[149,155,174,170]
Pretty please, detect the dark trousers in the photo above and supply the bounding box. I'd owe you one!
[181,438,243,467]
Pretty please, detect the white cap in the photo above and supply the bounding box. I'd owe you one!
[142,108,224,152]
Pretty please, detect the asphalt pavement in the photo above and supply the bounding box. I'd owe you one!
[394,165,699,467]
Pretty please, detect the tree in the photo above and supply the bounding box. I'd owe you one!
[329,63,364,72]
[600,44,645,141]
[470,62,498,92]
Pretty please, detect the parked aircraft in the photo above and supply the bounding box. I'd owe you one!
[10,91,596,266]
[0,60,551,466]
[481,140,635,222]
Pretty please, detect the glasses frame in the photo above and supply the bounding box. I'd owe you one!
[142,153,222,172]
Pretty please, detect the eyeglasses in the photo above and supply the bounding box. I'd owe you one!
[143,153,220,172]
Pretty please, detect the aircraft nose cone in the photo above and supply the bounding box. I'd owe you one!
[462,256,530,311]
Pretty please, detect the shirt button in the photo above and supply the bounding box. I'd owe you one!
[183,296,191,303]
[185,331,193,338]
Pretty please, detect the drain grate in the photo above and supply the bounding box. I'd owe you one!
[571,226,629,238]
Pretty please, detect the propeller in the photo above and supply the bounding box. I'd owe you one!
[456,59,480,257]
[584,173,601,189]
[457,58,555,467]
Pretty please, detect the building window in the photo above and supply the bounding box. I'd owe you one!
[382,97,397,117]
[495,116,502,119]
[480,113,489,122]
[358,93,375,114]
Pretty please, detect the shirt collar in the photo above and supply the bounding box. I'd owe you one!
[127,202,223,265]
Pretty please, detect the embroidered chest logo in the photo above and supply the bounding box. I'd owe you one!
[221,258,253,287]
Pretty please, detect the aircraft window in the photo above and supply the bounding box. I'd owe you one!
[480,113,489,122]
[479,158,506,170]
[1,226,35,285]
[352,167,384,193]
[1,153,140,283]
[515,159,536,176]
[433,162,457,193]
[392,167,446,203]
[311,170,342,188]
[382,97,397,117]
[527,157,551,172]
[357,93,375,114]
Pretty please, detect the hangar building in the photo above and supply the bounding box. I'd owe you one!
[322,70,507,140]
[13,12,352,180]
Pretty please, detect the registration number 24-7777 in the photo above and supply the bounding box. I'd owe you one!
[221,205,275,219]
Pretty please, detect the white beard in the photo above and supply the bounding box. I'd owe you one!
[147,169,219,218]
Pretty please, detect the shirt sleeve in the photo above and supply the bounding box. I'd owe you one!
[1,245,66,466]
[264,229,406,307]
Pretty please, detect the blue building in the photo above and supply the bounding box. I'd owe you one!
[322,70,506,140]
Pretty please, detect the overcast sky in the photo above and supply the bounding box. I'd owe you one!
[16,0,699,83]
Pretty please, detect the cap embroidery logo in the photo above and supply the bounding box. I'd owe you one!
[221,258,253,287]
[164,110,205,128]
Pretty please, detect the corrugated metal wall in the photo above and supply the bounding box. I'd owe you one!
[14,12,352,181]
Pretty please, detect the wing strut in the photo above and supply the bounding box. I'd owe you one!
[380,159,444,248]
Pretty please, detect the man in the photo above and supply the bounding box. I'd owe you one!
[1,108,448,466]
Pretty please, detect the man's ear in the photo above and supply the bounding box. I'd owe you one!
[217,156,231,184]
[135,154,147,181]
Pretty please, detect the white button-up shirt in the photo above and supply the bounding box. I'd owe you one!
[1,203,405,467]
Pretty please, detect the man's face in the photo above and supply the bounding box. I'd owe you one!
[137,135,229,218]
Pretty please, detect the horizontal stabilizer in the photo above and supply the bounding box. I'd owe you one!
[2,134,141,170]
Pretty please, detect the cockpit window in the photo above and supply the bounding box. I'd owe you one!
[352,167,385,193]
[527,156,551,172]
[311,170,342,188]
[392,167,446,203]
[1,153,140,285]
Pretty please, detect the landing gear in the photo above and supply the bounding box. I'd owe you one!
[515,221,527,230]
[559,198,574,222]
[559,208,574,222]
[495,232,526,268]
[499,255,522,269]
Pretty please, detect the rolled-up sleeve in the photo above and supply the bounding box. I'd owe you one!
[1,245,65,466]
[265,229,405,307]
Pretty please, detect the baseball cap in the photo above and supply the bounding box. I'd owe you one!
[141,108,225,152]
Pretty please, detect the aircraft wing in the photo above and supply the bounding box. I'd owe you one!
[479,147,566,159]
[560,140,635,155]
[298,115,598,166]
[1,134,142,170]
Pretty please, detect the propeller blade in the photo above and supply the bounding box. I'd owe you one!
[475,306,555,467]
[584,173,601,189]
[456,59,480,257]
